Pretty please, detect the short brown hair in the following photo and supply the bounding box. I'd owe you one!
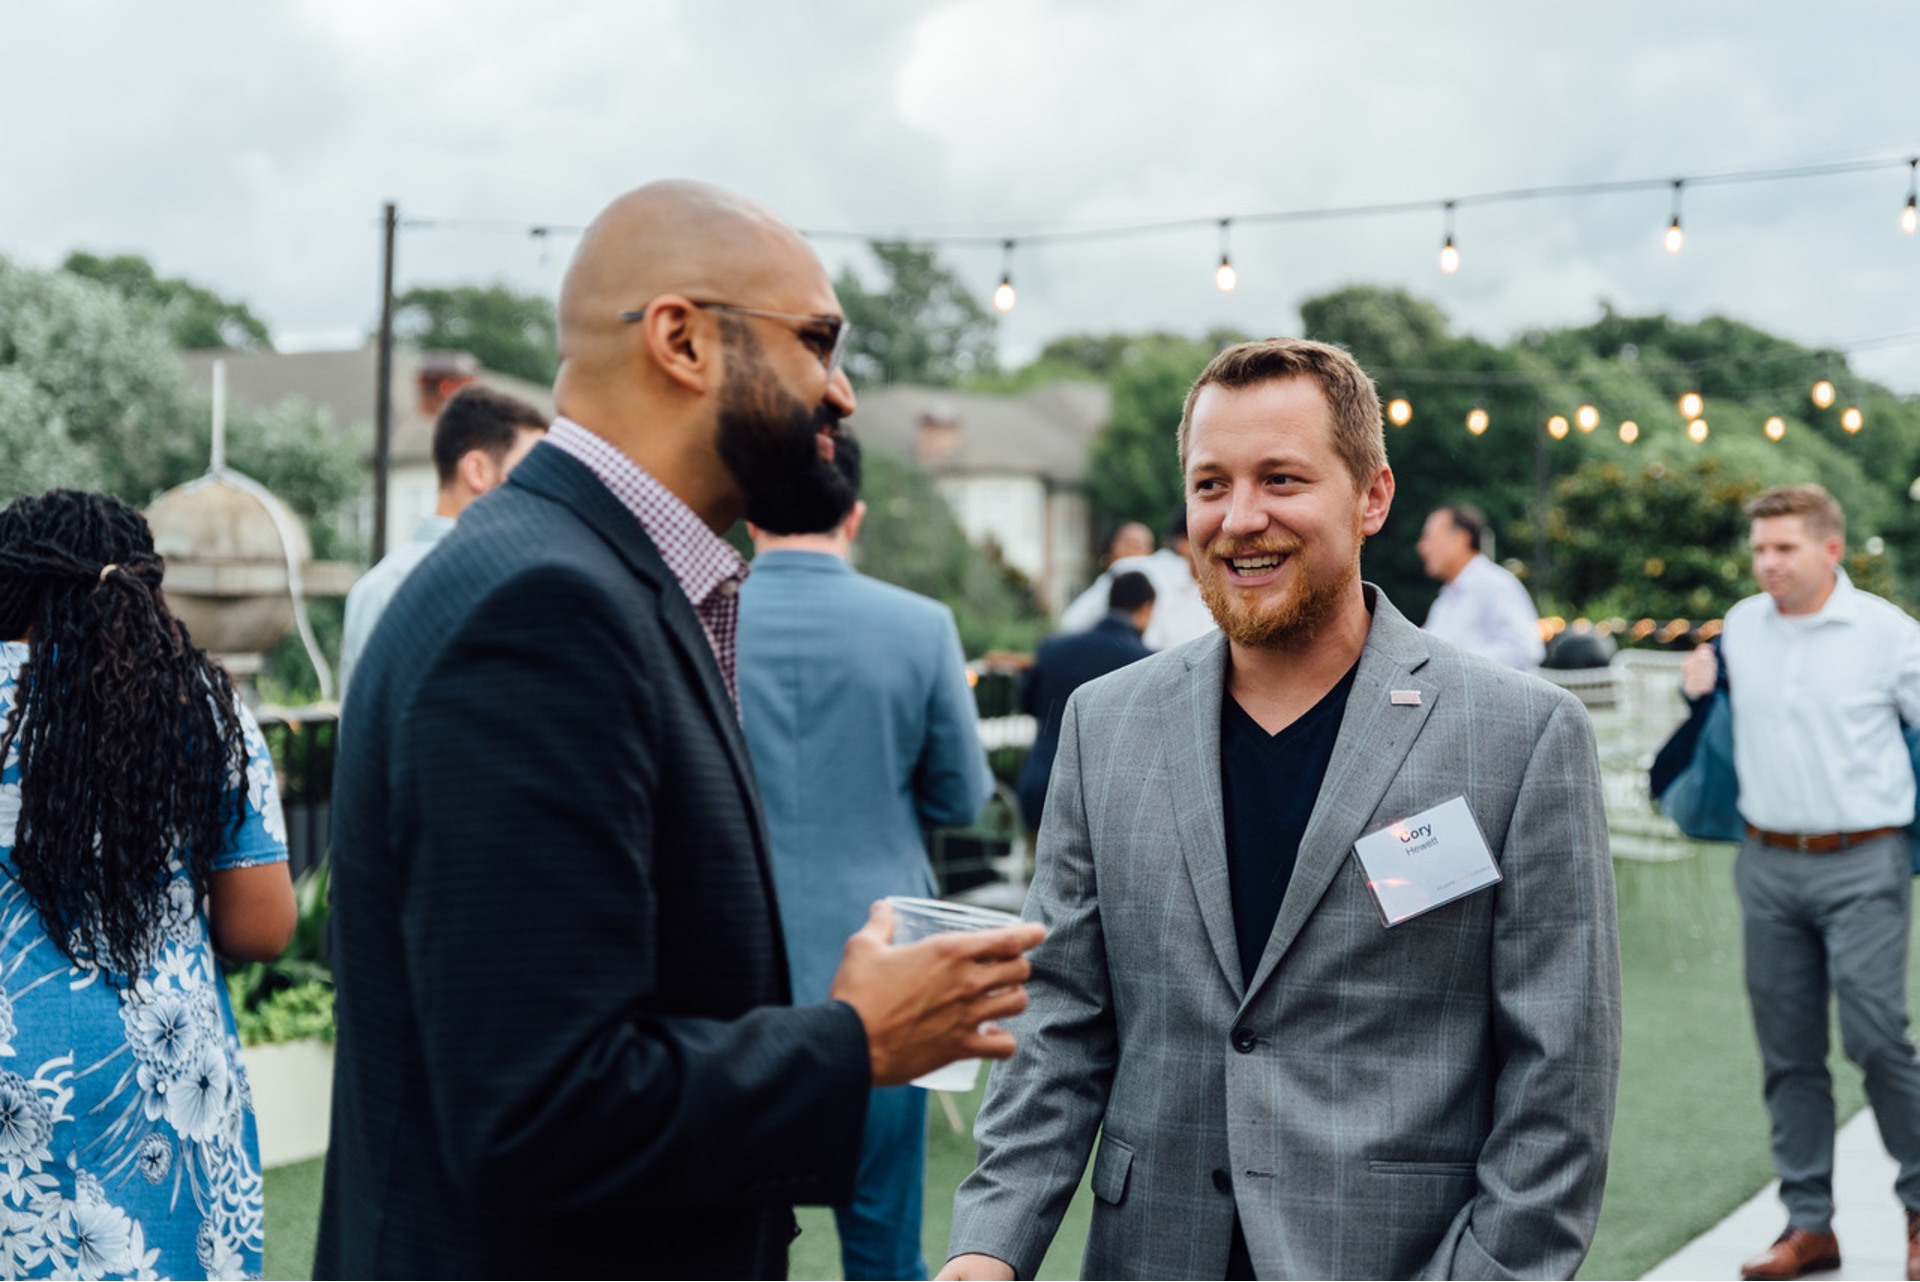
[1177,338,1386,490]
[432,385,549,485]
[1746,483,1845,543]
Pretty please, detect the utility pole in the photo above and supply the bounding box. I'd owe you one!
[372,201,398,563]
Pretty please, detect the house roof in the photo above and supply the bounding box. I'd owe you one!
[848,381,1110,485]
[177,344,554,464]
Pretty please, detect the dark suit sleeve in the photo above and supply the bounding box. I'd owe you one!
[397,567,870,1217]
[1427,695,1622,1279]
[912,609,993,829]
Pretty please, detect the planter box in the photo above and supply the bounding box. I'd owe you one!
[244,1037,334,1168]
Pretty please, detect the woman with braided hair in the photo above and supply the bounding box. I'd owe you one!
[0,488,295,1279]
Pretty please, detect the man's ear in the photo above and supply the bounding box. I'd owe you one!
[637,296,715,395]
[1359,466,1396,537]
[841,499,868,544]
[456,448,500,497]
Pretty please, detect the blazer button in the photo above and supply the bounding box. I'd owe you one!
[1231,1027,1257,1054]
[1212,1168,1232,1193]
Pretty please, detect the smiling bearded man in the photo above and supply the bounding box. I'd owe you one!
[943,337,1622,1281]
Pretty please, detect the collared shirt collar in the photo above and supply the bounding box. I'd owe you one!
[1761,567,1858,627]
[543,416,749,710]
[412,514,456,544]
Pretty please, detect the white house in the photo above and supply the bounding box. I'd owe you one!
[848,382,1110,615]
[177,344,553,555]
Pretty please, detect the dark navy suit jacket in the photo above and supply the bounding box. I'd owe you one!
[1015,613,1152,830]
[315,443,870,1279]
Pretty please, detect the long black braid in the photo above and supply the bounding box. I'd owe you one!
[0,489,248,982]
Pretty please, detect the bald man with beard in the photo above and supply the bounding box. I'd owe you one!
[315,182,1044,1280]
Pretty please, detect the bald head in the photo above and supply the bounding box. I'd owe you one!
[549,180,857,533]
[558,180,826,367]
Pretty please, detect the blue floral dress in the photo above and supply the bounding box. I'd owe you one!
[0,641,287,1279]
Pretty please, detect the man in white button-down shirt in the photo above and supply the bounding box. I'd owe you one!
[1683,484,1920,1282]
[1417,504,1545,671]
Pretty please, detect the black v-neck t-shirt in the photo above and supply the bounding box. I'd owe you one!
[1220,662,1361,986]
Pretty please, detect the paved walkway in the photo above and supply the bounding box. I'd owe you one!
[1645,1112,1910,1280]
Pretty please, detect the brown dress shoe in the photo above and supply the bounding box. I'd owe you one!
[1739,1226,1841,1281]
[1905,1208,1920,1281]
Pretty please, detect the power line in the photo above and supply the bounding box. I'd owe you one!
[398,146,1920,252]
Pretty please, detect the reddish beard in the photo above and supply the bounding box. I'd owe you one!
[1197,528,1363,648]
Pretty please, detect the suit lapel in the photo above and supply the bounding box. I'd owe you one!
[1170,634,1247,1000]
[1240,591,1436,1008]
[509,444,775,877]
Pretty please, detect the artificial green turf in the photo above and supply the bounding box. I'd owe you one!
[1576,843,1901,1280]
[790,1075,1095,1280]
[263,846,1916,1281]
[263,1155,324,1280]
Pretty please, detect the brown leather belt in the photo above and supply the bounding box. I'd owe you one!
[1745,823,1906,853]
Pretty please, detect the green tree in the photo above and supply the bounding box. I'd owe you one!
[1,254,367,698]
[62,251,272,351]
[390,283,558,385]
[1549,457,1763,625]
[1,256,186,502]
[848,446,1045,654]
[835,242,999,388]
[1077,334,1237,532]
[1300,286,1449,370]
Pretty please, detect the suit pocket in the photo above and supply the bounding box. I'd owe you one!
[1367,1158,1477,1177]
[1091,1135,1135,1205]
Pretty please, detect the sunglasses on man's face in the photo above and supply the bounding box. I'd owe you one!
[619,300,850,377]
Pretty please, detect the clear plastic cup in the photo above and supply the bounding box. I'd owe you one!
[883,895,1025,1092]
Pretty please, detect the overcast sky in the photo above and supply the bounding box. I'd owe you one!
[6,0,1919,392]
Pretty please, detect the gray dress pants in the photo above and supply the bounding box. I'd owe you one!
[1737,832,1920,1231]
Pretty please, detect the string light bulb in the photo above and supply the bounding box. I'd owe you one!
[1842,406,1864,433]
[1665,180,1685,255]
[1678,392,1703,418]
[1466,406,1489,435]
[1387,398,1413,426]
[1688,418,1709,442]
[1619,420,1640,443]
[1904,159,1918,235]
[1547,415,1570,439]
[1576,404,1599,432]
[1439,201,1460,274]
[993,240,1016,313]
[1811,378,1836,409]
[1765,416,1786,440]
[1214,219,1236,292]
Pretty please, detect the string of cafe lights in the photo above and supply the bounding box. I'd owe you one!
[1363,323,1920,447]
[397,150,1920,448]
[402,146,1920,314]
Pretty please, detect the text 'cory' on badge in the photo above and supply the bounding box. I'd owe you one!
[1351,794,1502,926]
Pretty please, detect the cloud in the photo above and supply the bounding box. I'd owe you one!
[1,0,1915,388]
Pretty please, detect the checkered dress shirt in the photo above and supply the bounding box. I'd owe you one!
[546,417,749,712]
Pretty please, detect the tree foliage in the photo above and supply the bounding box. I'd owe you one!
[391,283,558,385]
[1009,287,1920,627]
[1292,286,1920,621]
[1549,458,1763,622]
[835,242,999,388]
[1067,331,1252,534]
[849,446,1045,654]
[1,256,187,502]
[2,254,366,697]
[62,251,272,351]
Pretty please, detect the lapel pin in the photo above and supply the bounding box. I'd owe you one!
[1390,690,1421,706]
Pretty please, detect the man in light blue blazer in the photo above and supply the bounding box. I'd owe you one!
[739,436,994,1280]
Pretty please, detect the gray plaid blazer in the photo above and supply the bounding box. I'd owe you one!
[950,588,1620,1280]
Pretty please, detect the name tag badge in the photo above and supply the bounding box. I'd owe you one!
[1352,795,1502,927]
